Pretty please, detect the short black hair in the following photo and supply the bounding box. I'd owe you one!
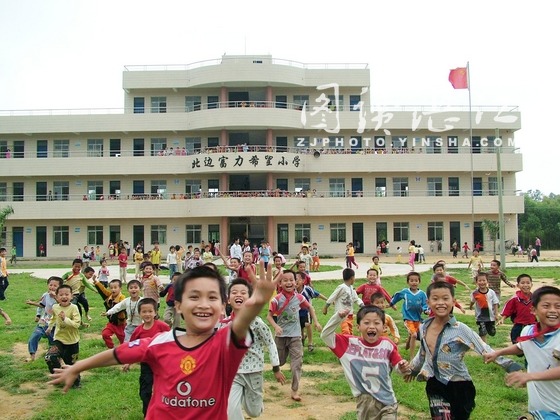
[57,284,73,294]
[83,266,95,274]
[491,259,501,267]
[370,292,386,303]
[516,273,532,284]
[432,263,445,272]
[47,276,63,286]
[357,305,385,324]
[532,286,560,307]
[109,279,122,287]
[407,271,421,283]
[138,297,158,312]
[142,262,154,269]
[72,258,83,266]
[343,268,355,281]
[366,268,379,276]
[127,279,142,289]
[175,266,227,303]
[228,278,253,297]
[427,281,455,298]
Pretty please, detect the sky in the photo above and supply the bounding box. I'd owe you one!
[0,1,557,195]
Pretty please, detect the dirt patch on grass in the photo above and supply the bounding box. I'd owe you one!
[0,384,50,420]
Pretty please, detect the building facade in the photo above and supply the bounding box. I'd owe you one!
[0,55,523,258]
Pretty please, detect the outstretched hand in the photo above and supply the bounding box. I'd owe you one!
[245,260,278,306]
[48,365,78,393]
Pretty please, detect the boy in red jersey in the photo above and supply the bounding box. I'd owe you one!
[49,263,277,420]
[501,273,536,343]
[356,269,394,307]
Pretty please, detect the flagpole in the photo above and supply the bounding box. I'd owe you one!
[467,61,475,251]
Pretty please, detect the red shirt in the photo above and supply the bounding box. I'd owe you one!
[115,327,250,420]
[130,320,170,341]
[355,283,392,306]
[501,291,536,325]
[118,253,128,267]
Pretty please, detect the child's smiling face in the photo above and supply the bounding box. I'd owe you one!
[533,293,560,330]
[358,312,384,344]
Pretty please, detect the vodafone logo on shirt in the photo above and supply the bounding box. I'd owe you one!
[160,381,216,408]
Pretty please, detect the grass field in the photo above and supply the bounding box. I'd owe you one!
[0,266,558,419]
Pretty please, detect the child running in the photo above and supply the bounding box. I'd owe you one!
[26,276,62,361]
[45,284,82,387]
[487,259,515,300]
[371,292,400,344]
[406,281,522,419]
[485,286,560,419]
[124,298,170,416]
[103,279,143,342]
[323,268,364,335]
[49,263,278,420]
[389,271,428,359]
[268,270,322,401]
[222,278,286,420]
[61,259,96,324]
[93,278,127,348]
[469,272,501,343]
[295,271,327,352]
[321,305,410,419]
[501,273,536,343]
[356,268,393,308]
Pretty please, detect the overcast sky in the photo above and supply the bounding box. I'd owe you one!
[0,1,557,195]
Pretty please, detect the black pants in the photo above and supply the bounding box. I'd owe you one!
[139,363,154,416]
[0,276,8,300]
[53,340,80,387]
[426,377,476,419]
[72,293,89,318]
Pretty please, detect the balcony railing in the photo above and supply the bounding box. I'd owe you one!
[0,189,525,203]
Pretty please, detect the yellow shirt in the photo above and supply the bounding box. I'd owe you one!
[150,249,161,264]
[49,303,81,345]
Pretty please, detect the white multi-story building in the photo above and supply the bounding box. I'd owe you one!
[0,55,523,258]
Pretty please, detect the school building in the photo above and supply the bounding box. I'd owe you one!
[0,55,523,258]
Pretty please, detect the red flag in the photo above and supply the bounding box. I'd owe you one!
[449,67,468,89]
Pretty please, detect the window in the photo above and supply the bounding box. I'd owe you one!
[186,224,202,244]
[294,136,309,148]
[53,181,69,201]
[150,138,167,156]
[208,224,220,242]
[486,136,502,153]
[427,177,443,196]
[393,177,409,197]
[473,177,483,196]
[391,136,407,151]
[374,136,386,152]
[133,138,145,157]
[109,139,121,157]
[393,222,409,242]
[426,136,442,154]
[330,223,346,242]
[293,95,309,110]
[185,96,202,112]
[13,182,24,201]
[151,225,167,245]
[375,178,387,197]
[329,178,346,197]
[151,180,167,197]
[185,137,202,154]
[207,96,219,110]
[133,97,145,113]
[87,181,103,200]
[428,222,444,241]
[207,137,219,149]
[88,226,104,245]
[327,94,343,111]
[53,226,69,245]
[294,178,310,193]
[208,179,219,197]
[37,140,48,158]
[53,140,69,158]
[87,139,103,157]
[276,178,288,191]
[276,137,288,152]
[133,180,144,196]
[0,183,7,201]
[448,177,460,196]
[186,179,201,197]
[488,177,503,196]
[349,95,362,111]
[151,96,167,113]
[447,136,458,154]
[109,180,121,198]
[295,224,311,243]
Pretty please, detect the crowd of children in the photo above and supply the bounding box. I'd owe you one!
[3,242,559,419]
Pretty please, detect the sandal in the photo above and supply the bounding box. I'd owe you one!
[308,344,314,352]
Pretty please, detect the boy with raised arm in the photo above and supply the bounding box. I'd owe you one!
[49,263,278,420]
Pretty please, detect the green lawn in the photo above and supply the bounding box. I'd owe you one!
[0,266,556,419]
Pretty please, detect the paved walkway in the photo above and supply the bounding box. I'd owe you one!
[9,258,559,284]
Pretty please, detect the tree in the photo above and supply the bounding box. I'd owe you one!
[481,219,500,259]
[0,205,14,246]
